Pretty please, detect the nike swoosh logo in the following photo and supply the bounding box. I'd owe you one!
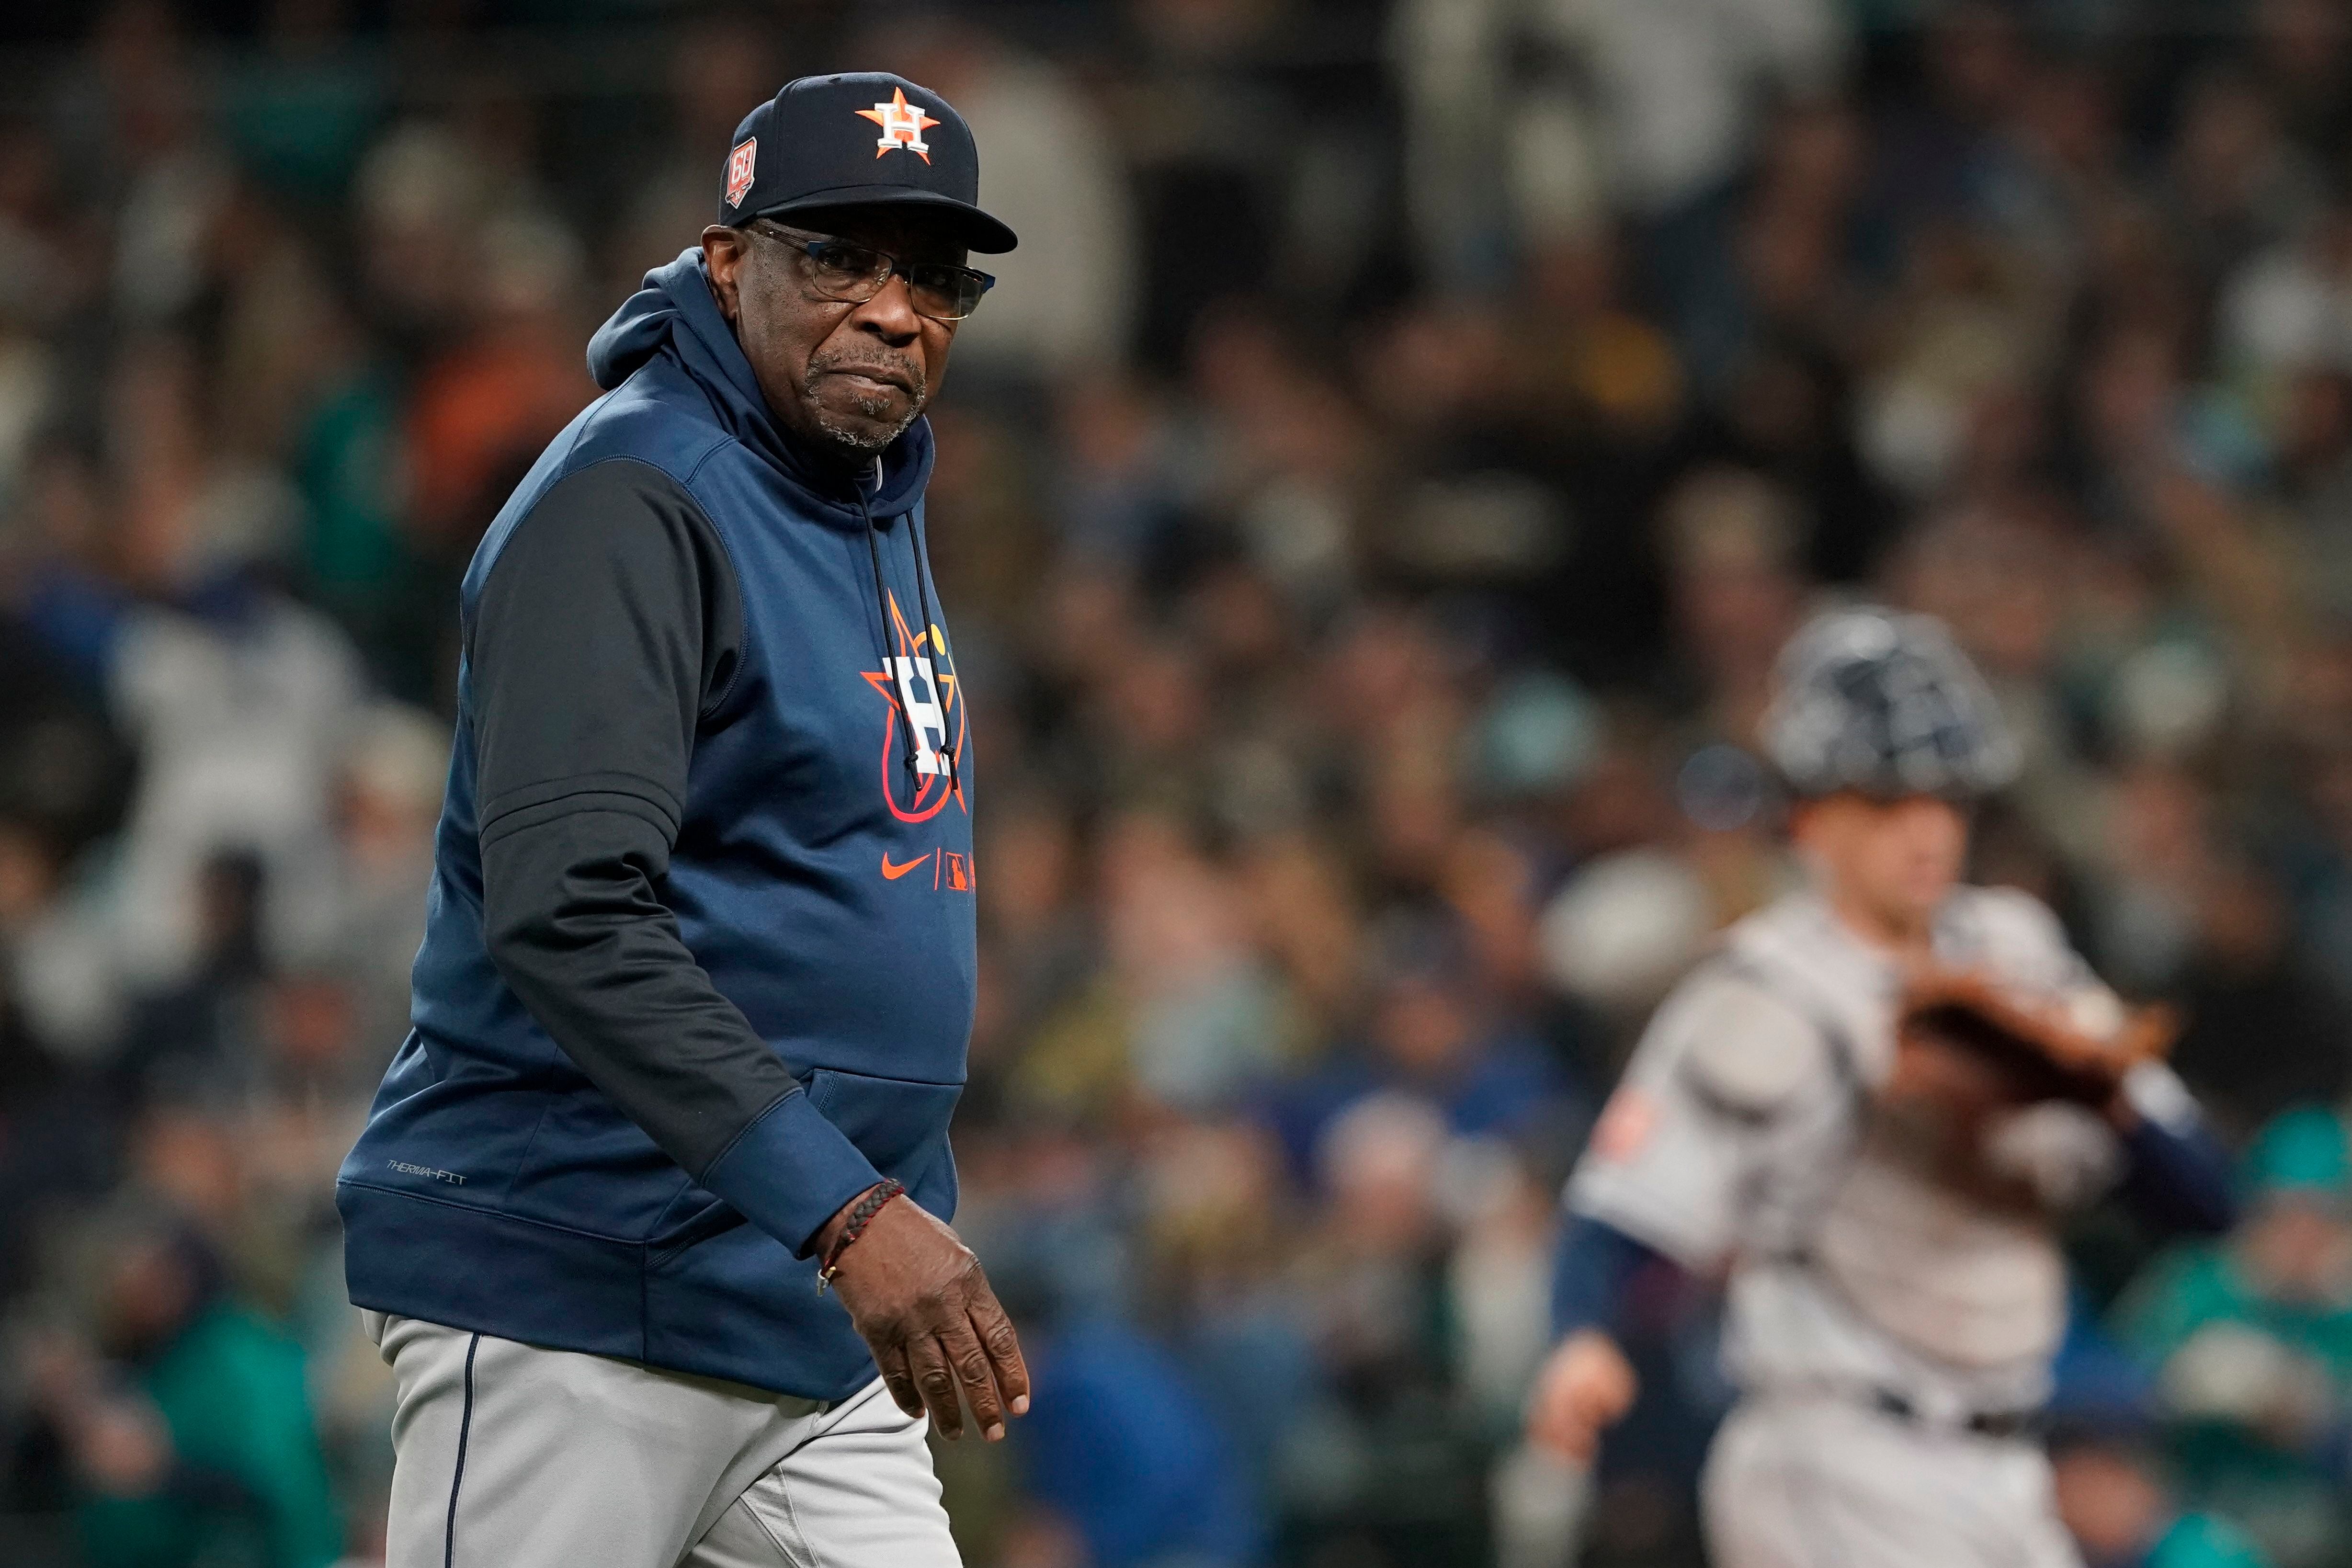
[881,852,934,881]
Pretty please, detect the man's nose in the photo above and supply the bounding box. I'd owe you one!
[849,273,922,343]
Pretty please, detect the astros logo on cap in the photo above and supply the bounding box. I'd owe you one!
[725,138,758,208]
[856,88,940,163]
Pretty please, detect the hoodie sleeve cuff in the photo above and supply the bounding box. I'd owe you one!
[698,1089,885,1258]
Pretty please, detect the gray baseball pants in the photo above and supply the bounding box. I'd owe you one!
[368,1312,962,1568]
[1702,1394,2082,1568]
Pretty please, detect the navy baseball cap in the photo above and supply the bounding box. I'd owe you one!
[718,72,1017,254]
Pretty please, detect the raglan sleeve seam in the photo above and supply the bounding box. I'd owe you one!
[674,451,753,724]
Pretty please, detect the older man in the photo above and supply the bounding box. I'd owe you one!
[339,73,1022,1568]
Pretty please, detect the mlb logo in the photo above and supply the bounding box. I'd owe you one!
[725,138,758,209]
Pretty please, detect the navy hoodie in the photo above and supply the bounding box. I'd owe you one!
[338,250,976,1399]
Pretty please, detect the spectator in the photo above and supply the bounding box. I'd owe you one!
[26,1206,341,1568]
[2051,1430,2272,1568]
[2115,1107,2352,1566]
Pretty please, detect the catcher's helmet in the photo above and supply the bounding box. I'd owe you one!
[1761,605,2020,801]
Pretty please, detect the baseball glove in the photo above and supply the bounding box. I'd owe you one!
[1893,968,2174,1111]
[1812,968,2168,1365]
[1863,964,2173,1222]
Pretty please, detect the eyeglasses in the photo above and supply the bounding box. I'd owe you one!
[745,219,995,322]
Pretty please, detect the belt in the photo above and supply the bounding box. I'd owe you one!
[1869,1387,2041,1442]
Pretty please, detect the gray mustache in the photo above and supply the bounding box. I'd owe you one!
[809,355,925,398]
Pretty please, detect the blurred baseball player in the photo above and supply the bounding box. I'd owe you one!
[1526,605,2238,1567]
[340,74,1021,1567]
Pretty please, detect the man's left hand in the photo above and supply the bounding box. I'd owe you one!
[819,1191,1030,1441]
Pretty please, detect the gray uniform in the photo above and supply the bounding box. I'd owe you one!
[1569,886,2191,1568]
[367,1314,961,1568]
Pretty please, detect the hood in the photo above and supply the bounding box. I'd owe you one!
[586,248,934,526]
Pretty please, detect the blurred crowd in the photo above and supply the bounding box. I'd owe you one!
[13,0,2352,1566]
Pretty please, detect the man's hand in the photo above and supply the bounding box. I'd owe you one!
[818,1188,1029,1441]
[1524,1329,1639,1462]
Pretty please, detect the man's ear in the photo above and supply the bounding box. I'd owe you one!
[701,226,748,325]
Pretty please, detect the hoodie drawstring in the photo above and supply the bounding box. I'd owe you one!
[906,512,956,792]
[853,461,956,793]
[853,485,922,788]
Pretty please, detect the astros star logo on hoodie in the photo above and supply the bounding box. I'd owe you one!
[861,589,968,827]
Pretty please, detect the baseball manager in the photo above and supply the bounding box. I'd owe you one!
[339,72,1022,1568]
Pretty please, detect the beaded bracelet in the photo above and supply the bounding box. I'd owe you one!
[817,1178,906,1292]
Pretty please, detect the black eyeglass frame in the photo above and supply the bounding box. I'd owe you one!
[743,218,996,322]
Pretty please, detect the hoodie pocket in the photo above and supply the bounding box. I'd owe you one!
[807,1067,962,1221]
[647,1068,966,1262]
[803,1067,963,1196]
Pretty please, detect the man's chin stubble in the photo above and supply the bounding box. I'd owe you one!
[805,386,921,458]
